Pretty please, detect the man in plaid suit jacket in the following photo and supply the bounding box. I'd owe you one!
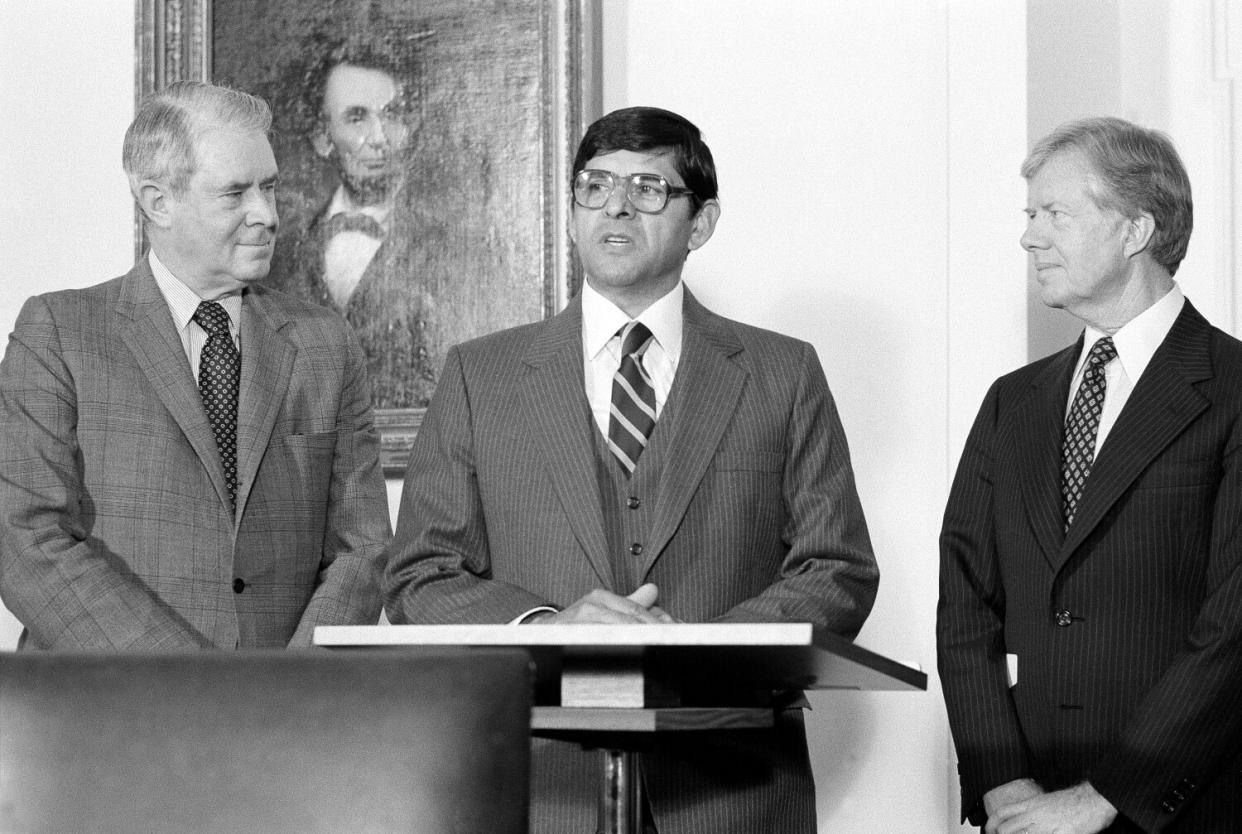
[0,81,389,650]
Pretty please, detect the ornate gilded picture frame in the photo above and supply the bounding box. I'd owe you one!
[137,0,600,472]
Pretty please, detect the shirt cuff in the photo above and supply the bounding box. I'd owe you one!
[509,606,559,625]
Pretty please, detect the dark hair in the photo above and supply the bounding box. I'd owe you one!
[298,31,428,131]
[573,106,717,211]
[123,81,271,199]
[1022,116,1193,276]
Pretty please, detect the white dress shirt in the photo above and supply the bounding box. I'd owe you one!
[581,280,683,437]
[1067,284,1184,456]
[322,186,391,309]
[149,250,242,378]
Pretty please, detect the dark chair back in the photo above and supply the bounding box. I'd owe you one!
[0,648,532,833]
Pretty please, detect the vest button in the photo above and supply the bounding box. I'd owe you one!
[630,543,643,556]
[1054,609,1072,627]
[627,496,640,509]
[233,578,246,594]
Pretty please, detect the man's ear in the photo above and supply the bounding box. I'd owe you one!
[688,199,721,252]
[1123,211,1156,260]
[137,180,174,229]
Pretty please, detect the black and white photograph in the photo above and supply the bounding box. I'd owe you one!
[1,2,1239,832]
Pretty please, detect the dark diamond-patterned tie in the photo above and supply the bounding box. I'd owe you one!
[1061,336,1117,530]
[193,301,240,509]
[607,322,657,475]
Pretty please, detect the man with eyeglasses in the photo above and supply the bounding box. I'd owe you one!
[384,106,879,833]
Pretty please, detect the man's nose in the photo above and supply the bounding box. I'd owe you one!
[603,183,635,218]
[246,188,277,228]
[1020,218,1044,251]
[362,114,394,147]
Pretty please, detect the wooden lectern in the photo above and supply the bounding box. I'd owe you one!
[316,623,925,834]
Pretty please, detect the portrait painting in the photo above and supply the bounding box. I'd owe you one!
[138,0,598,469]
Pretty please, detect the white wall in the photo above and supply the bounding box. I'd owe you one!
[0,0,136,649]
[1026,0,1241,357]
[601,2,1025,829]
[6,2,1228,832]
[0,2,1025,831]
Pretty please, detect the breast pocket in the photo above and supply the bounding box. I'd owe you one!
[1131,451,1220,491]
[274,430,339,453]
[709,450,785,473]
[260,430,338,505]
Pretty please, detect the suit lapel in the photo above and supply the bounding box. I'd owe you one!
[519,299,613,587]
[1013,341,1079,571]
[1060,302,1213,563]
[641,293,746,577]
[234,287,296,521]
[115,261,230,506]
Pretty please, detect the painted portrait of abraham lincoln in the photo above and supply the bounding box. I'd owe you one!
[211,0,572,412]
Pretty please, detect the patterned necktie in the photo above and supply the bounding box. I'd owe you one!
[1061,336,1117,530]
[607,322,657,475]
[193,301,240,510]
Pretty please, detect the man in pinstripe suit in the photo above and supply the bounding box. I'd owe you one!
[384,107,879,833]
[939,117,1242,833]
[0,82,390,649]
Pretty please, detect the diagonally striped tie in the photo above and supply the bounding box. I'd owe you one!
[607,321,657,475]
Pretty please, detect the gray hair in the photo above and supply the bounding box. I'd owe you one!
[1021,116,1193,276]
[123,80,272,200]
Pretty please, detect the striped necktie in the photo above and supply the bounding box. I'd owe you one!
[607,322,657,475]
[1061,336,1117,530]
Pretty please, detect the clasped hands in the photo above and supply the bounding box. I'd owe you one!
[984,779,1117,834]
[526,583,679,624]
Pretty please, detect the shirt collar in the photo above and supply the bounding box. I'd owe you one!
[326,185,393,230]
[148,249,243,333]
[1078,283,1184,380]
[581,280,684,362]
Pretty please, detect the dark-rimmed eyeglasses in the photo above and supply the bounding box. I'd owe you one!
[572,170,695,214]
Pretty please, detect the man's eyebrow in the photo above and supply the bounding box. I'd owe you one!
[215,175,277,192]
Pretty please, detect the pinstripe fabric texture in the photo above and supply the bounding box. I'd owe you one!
[0,260,390,650]
[384,290,878,834]
[938,301,1242,832]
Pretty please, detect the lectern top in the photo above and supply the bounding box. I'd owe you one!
[318,622,815,647]
[315,622,927,692]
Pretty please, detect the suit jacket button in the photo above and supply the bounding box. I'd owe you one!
[630,543,643,556]
[1054,609,1073,627]
[627,496,640,510]
[1161,799,1178,814]
[233,578,246,593]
